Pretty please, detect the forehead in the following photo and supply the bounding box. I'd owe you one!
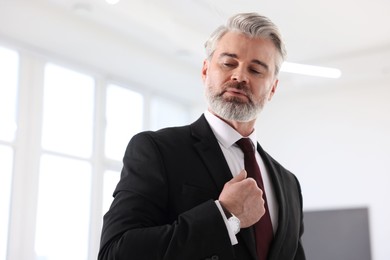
[214,32,278,69]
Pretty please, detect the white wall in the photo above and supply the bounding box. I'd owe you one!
[257,77,390,260]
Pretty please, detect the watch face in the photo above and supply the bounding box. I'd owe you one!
[228,216,241,234]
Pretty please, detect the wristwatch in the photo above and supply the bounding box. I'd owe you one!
[222,205,241,234]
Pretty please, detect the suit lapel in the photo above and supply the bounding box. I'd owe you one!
[190,115,258,260]
[189,117,297,259]
[190,115,232,191]
[257,143,289,260]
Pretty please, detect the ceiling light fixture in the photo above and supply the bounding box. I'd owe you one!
[105,0,120,5]
[281,62,342,78]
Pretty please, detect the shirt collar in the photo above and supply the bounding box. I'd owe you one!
[204,110,258,150]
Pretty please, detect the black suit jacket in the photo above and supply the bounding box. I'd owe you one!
[98,115,305,260]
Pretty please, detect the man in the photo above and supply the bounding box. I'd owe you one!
[99,12,305,260]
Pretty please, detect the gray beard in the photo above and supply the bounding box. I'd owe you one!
[206,86,264,122]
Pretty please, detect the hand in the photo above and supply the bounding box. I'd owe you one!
[218,170,265,228]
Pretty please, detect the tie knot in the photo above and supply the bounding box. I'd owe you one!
[236,138,255,154]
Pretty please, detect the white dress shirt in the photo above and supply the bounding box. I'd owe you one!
[204,111,279,245]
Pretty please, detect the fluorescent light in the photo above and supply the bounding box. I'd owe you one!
[281,62,342,78]
[106,0,120,5]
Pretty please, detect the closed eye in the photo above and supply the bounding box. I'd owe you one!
[249,68,262,75]
[223,63,235,67]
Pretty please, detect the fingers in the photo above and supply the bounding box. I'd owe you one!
[219,169,265,228]
[228,169,247,184]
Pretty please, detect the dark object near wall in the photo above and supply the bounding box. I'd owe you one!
[302,207,371,260]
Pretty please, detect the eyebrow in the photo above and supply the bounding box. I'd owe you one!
[219,52,269,71]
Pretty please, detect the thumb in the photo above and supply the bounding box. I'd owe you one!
[229,169,247,183]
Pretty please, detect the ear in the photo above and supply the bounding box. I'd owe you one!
[201,59,209,82]
[267,79,279,101]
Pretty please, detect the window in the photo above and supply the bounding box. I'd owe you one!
[41,63,94,158]
[35,64,95,260]
[102,170,120,215]
[0,46,19,260]
[1,44,191,260]
[150,96,190,130]
[0,46,18,142]
[0,145,14,260]
[105,84,143,161]
[35,155,91,260]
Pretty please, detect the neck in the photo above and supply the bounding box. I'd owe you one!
[209,110,256,137]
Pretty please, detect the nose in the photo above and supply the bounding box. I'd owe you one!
[231,67,248,83]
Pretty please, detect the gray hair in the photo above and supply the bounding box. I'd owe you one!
[204,12,287,75]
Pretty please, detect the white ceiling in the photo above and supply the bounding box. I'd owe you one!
[46,0,390,60]
[1,0,390,103]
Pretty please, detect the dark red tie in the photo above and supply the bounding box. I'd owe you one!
[236,138,273,260]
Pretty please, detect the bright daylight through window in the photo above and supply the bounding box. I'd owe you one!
[35,64,94,260]
[0,46,18,260]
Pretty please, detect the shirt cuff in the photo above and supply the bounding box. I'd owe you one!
[215,200,238,245]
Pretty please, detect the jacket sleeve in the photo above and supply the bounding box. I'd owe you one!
[98,132,234,260]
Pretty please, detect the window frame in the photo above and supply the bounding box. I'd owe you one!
[1,43,192,260]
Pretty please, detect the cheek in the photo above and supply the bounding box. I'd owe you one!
[205,71,220,88]
[204,76,213,90]
[208,67,230,83]
[252,84,272,101]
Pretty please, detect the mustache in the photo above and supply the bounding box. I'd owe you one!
[220,81,251,97]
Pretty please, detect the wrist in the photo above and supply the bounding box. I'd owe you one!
[220,204,241,234]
